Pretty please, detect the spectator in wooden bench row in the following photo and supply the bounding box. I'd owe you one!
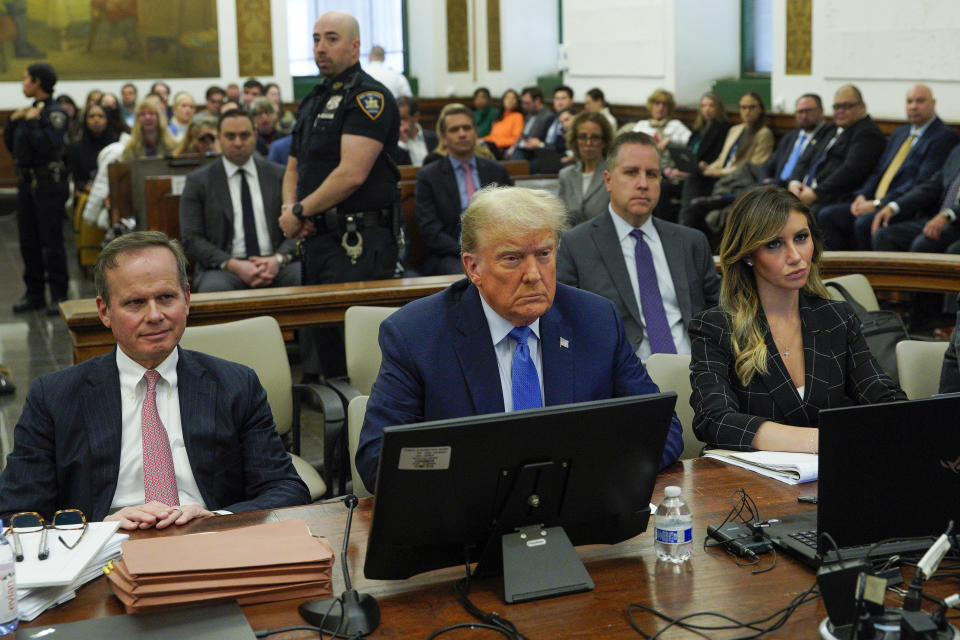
[415,103,512,275]
[817,84,959,250]
[396,96,438,166]
[120,99,177,161]
[179,109,299,293]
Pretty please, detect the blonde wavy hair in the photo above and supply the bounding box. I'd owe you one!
[121,99,177,161]
[718,186,829,386]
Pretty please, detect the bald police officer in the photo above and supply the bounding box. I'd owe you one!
[279,10,401,379]
[5,63,69,316]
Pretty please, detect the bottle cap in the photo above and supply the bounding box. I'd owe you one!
[664,485,681,498]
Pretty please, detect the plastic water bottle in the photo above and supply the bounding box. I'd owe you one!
[0,521,18,636]
[654,486,692,564]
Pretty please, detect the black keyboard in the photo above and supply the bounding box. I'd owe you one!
[789,529,936,563]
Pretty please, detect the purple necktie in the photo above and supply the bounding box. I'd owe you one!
[630,229,676,354]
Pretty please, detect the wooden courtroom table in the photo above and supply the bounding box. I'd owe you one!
[61,252,960,364]
[15,459,871,638]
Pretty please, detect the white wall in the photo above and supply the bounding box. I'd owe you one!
[407,0,559,98]
[562,0,739,109]
[771,0,960,121]
[0,0,293,109]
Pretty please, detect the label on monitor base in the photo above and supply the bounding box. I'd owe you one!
[398,446,452,470]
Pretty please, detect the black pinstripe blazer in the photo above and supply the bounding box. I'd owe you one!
[689,295,905,450]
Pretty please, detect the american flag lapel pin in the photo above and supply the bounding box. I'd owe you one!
[560,337,569,349]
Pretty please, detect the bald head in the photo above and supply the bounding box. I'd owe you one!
[369,45,385,61]
[313,11,361,78]
[906,84,936,126]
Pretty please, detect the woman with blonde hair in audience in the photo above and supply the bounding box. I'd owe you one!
[120,99,177,161]
[173,116,219,157]
[632,88,690,149]
[481,89,523,158]
[557,110,614,226]
[665,92,731,199]
[689,186,903,453]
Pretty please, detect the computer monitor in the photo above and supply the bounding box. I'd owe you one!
[363,393,677,602]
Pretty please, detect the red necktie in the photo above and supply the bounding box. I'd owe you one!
[141,370,179,506]
[461,161,476,203]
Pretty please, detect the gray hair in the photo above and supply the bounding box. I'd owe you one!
[95,231,188,306]
[460,185,568,256]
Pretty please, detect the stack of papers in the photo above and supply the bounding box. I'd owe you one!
[704,449,818,485]
[105,520,334,613]
[12,521,127,621]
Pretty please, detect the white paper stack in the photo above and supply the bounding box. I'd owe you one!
[9,522,127,621]
[704,449,818,485]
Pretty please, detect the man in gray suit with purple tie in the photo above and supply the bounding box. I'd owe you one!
[558,132,720,361]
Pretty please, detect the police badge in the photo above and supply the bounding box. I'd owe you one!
[357,91,384,120]
[49,111,67,131]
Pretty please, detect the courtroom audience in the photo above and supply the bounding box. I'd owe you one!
[179,109,299,293]
[120,82,137,127]
[874,144,960,254]
[99,92,119,111]
[242,78,264,109]
[473,87,497,137]
[506,86,556,162]
[225,82,241,104]
[481,89,523,157]
[364,45,412,99]
[414,103,512,275]
[264,82,295,134]
[150,81,172,118]
[65,103,119,195]
[201,85,226,120]
[121,99,178,161]
[397,96,439,166]
[249,97,280,156]
[168,91,196,140]
[663,92,731,206]
[678,91,773,237]
[816,85,959,250]
[689,186,904,453]
[557,110,614,226]
[173,116,219,157]
[631,88,691,149]
[787,85,885,215]
[584,88,618,131]
[83,89,104,110]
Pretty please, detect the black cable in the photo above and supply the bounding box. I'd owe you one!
[627,580,818,639]
[426,623,520,639]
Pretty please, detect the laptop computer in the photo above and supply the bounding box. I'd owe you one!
[760,394,960,567]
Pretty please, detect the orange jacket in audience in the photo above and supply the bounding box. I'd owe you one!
[482,111,523,151]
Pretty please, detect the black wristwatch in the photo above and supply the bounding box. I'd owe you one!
[292,202,305,221]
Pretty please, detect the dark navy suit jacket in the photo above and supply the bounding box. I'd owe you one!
[855,117,959,207]
[0,347,310,522]
[355,279,684,492]
[414,156,512,274]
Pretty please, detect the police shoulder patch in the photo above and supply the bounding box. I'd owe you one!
[49,111,67,131]
[356,91,384,120]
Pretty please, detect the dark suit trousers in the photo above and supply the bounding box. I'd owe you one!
[194,262,301,292]
[817,202,876,250]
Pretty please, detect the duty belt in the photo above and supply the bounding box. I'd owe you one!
[313,207,397,265]
[17,161,65,187]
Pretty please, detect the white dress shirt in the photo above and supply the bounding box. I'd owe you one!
[479,296,545,412]
[223,156,273,258]
[398,124,429,166]
[608,207,690,361]
[111,348,207,510]
[363,60,412,99]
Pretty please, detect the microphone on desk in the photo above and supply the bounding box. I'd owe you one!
[299,494,380,638]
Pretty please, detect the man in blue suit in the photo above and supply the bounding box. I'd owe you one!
[0,232,309,528]
[356,186,684,493]
[817,84,959,250]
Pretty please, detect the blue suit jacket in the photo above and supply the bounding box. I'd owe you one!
[355,279,684,491]
[0,347,310,522]
[856,117,959,207]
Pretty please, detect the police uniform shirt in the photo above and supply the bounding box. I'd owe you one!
[4,99,68,169]
[289,61,399,212]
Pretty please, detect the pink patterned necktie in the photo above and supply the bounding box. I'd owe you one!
[141,370,179,506]
[461,161,476,203]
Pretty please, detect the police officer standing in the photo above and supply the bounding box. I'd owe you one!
[279,10,401,379]
[5,63,70,316]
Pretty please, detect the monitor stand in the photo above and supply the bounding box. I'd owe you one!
[501,524,594,603]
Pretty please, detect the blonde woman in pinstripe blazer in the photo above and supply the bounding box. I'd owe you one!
[689,186,904,453]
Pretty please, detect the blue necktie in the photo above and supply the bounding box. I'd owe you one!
[630,229,677,354]
[779,132,806,181]
[508,326,542,410]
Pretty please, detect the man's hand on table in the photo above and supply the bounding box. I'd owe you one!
[104,502,213,530]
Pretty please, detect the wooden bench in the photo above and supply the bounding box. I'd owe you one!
[60,252,960,364]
